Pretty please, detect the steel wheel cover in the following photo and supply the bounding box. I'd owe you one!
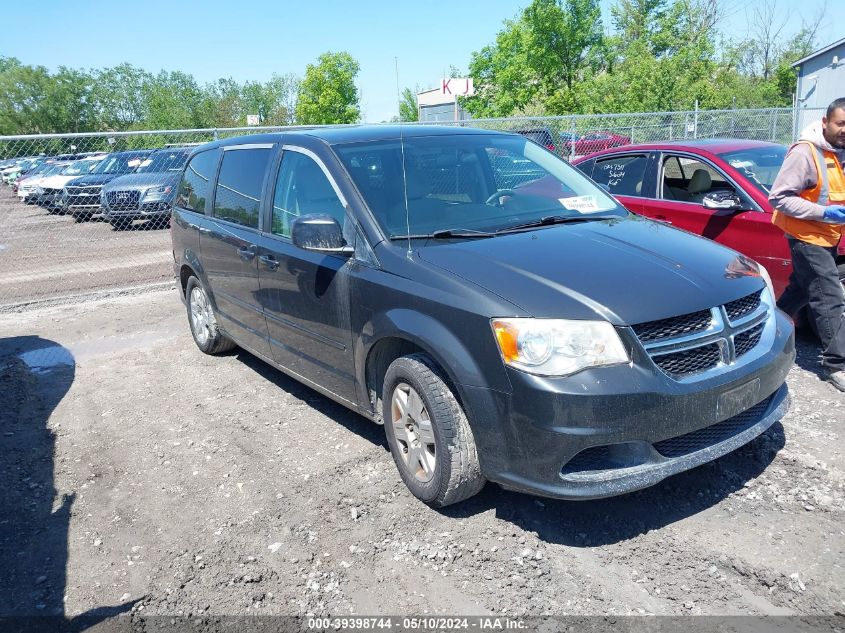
[189,286,212,346]
[391,382,436,483]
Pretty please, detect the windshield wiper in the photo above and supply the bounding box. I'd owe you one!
[495,214,616,234]
[388,229,495,240]
[431,229,495,239]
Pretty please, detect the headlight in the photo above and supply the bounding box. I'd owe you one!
[757,263,776,307]
[35,185,43,194]
[143,185,172,199]
[491,318,629,377]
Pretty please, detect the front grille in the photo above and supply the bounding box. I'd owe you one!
[632,289,769,380]
[734,323,764,358]
[66,185,102,196]
[652,344,722,377]
[631,309,712,343]
[725,290,762,322]
[42,187,61,195]
[653,393,774,458]
[106,190,140,211]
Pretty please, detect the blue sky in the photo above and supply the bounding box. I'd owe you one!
[1,0,835,123]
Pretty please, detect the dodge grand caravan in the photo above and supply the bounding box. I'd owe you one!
[171,126,794,508]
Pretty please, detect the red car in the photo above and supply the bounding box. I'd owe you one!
[566,131,631,157]
[573,139,845,298]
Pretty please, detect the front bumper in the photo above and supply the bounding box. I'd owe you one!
[102,200,172,219]
[461,310,795,500]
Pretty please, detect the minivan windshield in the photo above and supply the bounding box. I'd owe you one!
[335,134,625,238]
[135,150,189,174]
[718,145,787,194]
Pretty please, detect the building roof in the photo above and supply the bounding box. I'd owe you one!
[791,37,845,68]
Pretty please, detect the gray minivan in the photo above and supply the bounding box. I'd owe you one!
[170,126,794,507]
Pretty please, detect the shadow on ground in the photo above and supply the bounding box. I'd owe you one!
[0,335,136,629]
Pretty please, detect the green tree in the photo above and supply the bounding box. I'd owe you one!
[242,73,299,126]
[398,87,418,122]
[295,52,360,125]
[143,71,211,130]
[93,64,151,129]
[463,0,604,117]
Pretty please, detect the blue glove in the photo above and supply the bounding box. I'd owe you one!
[822,205,845,223]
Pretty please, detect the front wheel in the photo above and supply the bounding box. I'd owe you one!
[383,354,484,507]
[185,276,236,354]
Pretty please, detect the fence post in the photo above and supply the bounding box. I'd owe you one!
[694,100,699,139]
[770,109,778,142]
[570,117,577,162]
[684,113,689,139]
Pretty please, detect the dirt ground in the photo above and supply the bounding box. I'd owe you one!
[0,287,843,624]
[0,189,172,309]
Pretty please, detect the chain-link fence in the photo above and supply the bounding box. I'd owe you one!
[0,107,827,310]
[431,107,815,161]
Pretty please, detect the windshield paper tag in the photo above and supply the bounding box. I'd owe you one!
[559,195,602,213]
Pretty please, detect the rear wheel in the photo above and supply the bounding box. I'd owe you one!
[382,354,484,507]
[110,217,129,230]
[185,276,236,354]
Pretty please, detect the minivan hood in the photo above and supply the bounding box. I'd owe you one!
[417,217,764,325]
[103,172,182,190]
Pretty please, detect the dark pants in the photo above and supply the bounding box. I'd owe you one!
[777,237,845,371]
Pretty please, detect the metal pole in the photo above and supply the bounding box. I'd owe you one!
[694,101,699,139]
[570,117,577,161]
[395,57,401,121]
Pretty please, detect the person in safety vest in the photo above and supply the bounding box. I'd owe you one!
[769,97,845,391]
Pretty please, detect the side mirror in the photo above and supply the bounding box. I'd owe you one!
[291,214,353,255]
[702,191,743,211]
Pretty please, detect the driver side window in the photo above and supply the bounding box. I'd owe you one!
[660,155,734,204]
[271,151,346,238]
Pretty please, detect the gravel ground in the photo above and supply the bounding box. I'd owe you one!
[0,289,843,624]
[0,188,171,308]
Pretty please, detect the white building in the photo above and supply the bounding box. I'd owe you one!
[793,37,845,133]
[417,85,472,123]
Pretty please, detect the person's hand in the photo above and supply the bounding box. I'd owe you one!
[822,205,845,223]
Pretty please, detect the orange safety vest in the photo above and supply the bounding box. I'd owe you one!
[772,140,845,247]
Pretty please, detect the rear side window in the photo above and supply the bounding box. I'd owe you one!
[592,155,648,197]
[177,149,220,213]
[212,147,273,228]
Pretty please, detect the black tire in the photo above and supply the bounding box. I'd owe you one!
[185,276,236,354]
[73,213,89,223]
[110,218,128,231]
[382,353,484,507]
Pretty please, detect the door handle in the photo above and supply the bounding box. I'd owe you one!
[259,254,280,271]
[237,245,256,261]
[655,215,673,225]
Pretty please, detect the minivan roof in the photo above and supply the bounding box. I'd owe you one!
[196,125,510,151]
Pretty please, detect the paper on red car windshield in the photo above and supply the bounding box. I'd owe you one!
[559,195,603,213]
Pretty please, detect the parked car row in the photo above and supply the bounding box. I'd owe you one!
[3,146,192,230]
